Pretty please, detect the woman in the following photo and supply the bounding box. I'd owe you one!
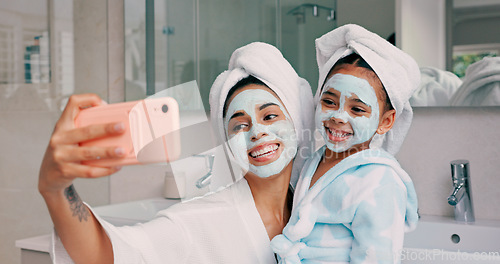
[39,42,314,263]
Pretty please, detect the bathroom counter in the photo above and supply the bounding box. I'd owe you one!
[15,234,51,253]
[15,234,52,264]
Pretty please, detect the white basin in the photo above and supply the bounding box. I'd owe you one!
[93,198,180,226]
[402,215,500,263]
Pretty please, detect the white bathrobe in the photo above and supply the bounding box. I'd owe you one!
[271,147,418,264]
[51,178,276,264]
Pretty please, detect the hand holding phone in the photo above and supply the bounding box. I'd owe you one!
[75,97,180,167]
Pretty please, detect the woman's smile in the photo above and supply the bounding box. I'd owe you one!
[248,142,283,166]
[248,142,282,165]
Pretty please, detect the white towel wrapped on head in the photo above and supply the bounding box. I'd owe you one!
[450,57,500,106]
[410,66,462,106]
[315,24,421,155]
[208,42,315,187]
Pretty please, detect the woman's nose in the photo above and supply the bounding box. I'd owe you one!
[251,132,268,141]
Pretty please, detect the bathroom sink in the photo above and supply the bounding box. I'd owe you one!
[93,198,180,226]
[402,215,500,263]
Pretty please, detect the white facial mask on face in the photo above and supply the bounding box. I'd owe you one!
[224,89,297,178]
[315,73,380,153]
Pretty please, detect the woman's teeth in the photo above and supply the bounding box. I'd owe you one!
[250,144,279,158]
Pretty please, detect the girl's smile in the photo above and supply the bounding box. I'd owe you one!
[324,125,353,143]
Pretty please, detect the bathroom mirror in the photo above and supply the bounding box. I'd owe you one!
[398,0,500,107]
[450,0,500,77]
[124,0,500,108]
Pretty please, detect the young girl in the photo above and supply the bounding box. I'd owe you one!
[271,24,420,264]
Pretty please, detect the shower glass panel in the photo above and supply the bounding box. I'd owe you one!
[196,0,277,111]
[281,0,337,93]
[124,0,147,101]
[124,0,337,104]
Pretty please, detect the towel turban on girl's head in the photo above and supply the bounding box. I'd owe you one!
[209,42,315,187]
[315,24,421,155]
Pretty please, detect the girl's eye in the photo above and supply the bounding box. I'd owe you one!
[322,98,336,106]
[232,123,248,132]
[352,107,367,113]
[263,114,278,121]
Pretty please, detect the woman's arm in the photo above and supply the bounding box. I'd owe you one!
[42,185,114,263]
[38,94,125,264]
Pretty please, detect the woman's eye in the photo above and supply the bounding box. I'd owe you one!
[322,98,336,106]
[263,114,278,121]
[232,123,248,132]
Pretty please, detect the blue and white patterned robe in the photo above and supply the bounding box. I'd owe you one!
[271,146,419,264]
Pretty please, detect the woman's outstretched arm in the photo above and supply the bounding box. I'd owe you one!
[38,94,125,264]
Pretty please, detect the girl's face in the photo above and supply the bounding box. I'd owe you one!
[224,84,297,178]
[315,66,382,153]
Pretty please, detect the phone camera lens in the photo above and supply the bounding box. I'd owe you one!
[161,104,169,113]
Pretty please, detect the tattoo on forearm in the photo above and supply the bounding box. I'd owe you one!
[64,185,90,222]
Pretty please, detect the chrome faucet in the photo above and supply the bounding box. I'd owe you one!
[193,154,214,189]
[447,160,475,223]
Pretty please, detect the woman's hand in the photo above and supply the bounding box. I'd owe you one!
[38,94,126,195]
[38,94,118,263]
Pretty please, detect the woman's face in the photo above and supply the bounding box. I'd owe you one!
[224,84,297,178]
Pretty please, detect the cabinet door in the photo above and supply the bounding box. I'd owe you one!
[20,249,52,264]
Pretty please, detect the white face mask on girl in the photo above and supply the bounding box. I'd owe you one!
[224,89,297,178]
[315,73,380,153]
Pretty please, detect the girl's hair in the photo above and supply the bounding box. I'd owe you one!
[327,53,394,112]
[222,75,268,118]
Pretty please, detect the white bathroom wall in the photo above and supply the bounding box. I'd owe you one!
[397,107,500,221]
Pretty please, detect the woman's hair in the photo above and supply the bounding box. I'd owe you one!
[222,75,269,118]
[327,53,394,112]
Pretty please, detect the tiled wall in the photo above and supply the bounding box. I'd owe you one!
[0,1,111,263]
[0,111,58,264]
[397,107,500,221]
[0,112,109,263]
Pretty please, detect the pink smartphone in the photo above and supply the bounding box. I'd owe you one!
[75,97,181,167]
